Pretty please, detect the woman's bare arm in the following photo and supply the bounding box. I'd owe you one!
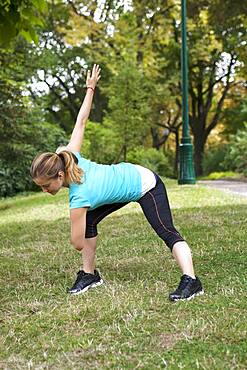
[65,64,101,153]
[70,207,88,250]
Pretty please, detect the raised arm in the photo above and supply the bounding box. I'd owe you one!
[66,64,101,153]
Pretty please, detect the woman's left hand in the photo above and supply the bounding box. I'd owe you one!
[86,64,101,90]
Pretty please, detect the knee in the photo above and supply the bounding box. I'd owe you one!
[70,238,84,251]
[171,240,190,255]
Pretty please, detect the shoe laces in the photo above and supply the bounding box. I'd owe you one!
[74,270,87,285]
[177,275,193,291]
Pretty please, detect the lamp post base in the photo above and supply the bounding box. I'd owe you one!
[178,142,196,184]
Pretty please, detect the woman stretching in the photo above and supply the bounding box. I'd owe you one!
[30,64,203,302]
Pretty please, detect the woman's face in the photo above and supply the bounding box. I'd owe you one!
[34,172,65,195]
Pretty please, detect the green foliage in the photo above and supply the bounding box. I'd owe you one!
[224,125,247,176]
[0,80,67,197]
[222,96,247,137]
[0,0,47,46]
[1,0,247,197]
[0,120,68,197]
[0,40,68,197]
[127,146,173,177]
[81,121,118,164]
[204,171,240,180]
[106,62,151,161]
[202,145,229,175]
[0,144,36,197]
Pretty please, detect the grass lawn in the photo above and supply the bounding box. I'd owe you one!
[0,180,247,369]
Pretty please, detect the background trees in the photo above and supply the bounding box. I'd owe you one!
[0,0,47,45]
[0,0,246,196]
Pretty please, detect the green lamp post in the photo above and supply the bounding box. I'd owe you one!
[178,0,196,184]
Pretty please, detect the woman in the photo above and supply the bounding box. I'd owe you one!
[30,64,203,301]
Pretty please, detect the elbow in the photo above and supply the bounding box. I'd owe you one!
[70,237,84,251]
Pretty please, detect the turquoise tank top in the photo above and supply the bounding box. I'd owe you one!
[69,153,142,210]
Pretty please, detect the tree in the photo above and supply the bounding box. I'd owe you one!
[186,0,247,175]
[123,0,247,175]
[25,1,112,133]
[0,36,67,197]
[0,0,47,46]
[106,62,151,162]
[6,0,246,181]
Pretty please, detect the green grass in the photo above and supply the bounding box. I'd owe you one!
[0,180,247,369]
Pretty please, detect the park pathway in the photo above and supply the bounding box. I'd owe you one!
[198,179,247,197]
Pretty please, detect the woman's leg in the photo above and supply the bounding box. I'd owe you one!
[82,236,97,274]
[138,187,196,278]
[69,203,129,295]
[83,203,129,271]
[137,175,186,254]
[138,175,203,300]
[172,241,195,278]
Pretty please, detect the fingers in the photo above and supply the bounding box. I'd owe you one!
[92,64,96,76]
[92,64,101,77]
[86,64,101,86]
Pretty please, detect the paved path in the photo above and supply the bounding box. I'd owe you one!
[198,180,247,197]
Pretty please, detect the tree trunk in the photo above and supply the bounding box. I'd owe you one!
[193,133,206,176]
[151,127,160,149]
[151,127,170,150]
[189,54,236,176]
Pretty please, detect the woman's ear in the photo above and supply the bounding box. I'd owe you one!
[58,170,65,179]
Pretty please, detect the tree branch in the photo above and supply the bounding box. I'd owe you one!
[205,54,235,137]
[202,60,217,120]
[43,80,77,121]
[67,0,87,18]
[202,54,237,95]
[189,81,197,123]
[197,64,204,120]
[54,74,78,115]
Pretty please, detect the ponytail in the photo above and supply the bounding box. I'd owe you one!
[58,151,83,184]
[30,151,83,185]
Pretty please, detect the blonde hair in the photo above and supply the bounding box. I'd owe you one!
[30,151,83,185]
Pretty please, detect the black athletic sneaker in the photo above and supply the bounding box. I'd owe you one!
[68,269,103,295]
[169,274,204,302]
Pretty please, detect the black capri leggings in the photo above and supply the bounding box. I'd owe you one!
[85,174,185,251]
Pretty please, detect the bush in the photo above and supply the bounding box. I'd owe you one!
[0,145,35,197]
[127,146,173,177]
[205,171,240,180]
[224,125,247,176]
[202,145,229,175]
[0,122,68,197]
[0,75,69,197]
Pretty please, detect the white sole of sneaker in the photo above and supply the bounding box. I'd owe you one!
[172,289,204,302]
[70,279,104,296]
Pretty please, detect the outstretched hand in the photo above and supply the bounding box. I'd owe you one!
[86,64,101,90]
